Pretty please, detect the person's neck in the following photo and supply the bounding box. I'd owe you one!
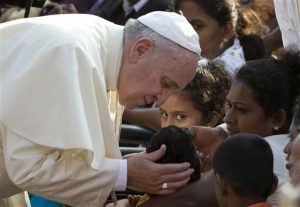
[227,195,267,207]
[218,37,235,57]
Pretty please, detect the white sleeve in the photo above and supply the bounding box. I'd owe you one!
[217,123,228,134]
[3,128,120,207]
[114,160,127,191]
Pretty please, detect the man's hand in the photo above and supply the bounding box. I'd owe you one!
[126,145,194,195]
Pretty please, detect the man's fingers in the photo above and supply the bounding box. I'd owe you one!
[160,168,194,183]
[145,144,167,162]
[155,176,191,195]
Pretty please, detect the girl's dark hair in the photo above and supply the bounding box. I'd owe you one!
[235,47,300,133]
[182,60,231,125]
[175,0,265,60]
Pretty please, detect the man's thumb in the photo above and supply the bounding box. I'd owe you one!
[146,144,167,162]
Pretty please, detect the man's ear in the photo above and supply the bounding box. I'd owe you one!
[216,173,228,196]
[129,37,153,63]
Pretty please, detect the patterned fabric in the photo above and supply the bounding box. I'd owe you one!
[215,38,246,76]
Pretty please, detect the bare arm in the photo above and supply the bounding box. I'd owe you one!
[263,27,283,56]
[123,108,161,132]
[189,125,228,156]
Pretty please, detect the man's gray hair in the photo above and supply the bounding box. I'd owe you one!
[124,19,186,57]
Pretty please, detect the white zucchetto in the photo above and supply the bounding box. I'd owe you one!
[138,11,201,56]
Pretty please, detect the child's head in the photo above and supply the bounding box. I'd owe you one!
[213,133,277,207]
[146,125,201,182]
[159,59,231,128]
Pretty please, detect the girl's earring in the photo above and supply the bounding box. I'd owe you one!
[273,126,279,130]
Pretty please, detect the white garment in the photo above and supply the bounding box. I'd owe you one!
[215,38,246,76]
[273,0,300,48]
[0,14,125,206]
[265,134,289,207]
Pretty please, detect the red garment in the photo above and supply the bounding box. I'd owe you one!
[248,202,272,207]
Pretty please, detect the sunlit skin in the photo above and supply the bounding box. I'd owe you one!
[118,37,198,109]
[224,81,275,137]
[287,135,300,186]
[178,0,233,59]
[285,119,298,176]
[285,118,300,182]
[289,135,300,186]
[159,91,207,128]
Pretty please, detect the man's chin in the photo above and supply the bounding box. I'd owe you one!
[124,105,136,110]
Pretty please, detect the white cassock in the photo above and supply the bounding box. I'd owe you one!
[273,0,300,48]
[0,14,125,206]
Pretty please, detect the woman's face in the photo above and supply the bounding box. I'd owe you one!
[224,81,275,137]
[285,119,300,179]
[178,0,230,59]
[159,92,207,128]
[289,135,300,186]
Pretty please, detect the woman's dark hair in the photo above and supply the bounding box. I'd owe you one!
[235,47,300,133]
[182,60,232,125]
[146,125,201,182]
[175,0,265,60]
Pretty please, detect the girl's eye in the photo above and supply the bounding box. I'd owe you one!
[176,114,186,120]
[160,112,168,119]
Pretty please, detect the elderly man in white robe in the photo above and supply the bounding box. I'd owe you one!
[0,11,200,207]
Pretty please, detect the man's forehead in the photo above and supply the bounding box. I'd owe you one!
[164,66,196,88]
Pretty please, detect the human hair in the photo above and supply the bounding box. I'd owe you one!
[181,59,232,125]
[175,0,265,60]
[235,47,300,133]
[146,125,201,182]
[213,133,276,199]
[124,18,195,60]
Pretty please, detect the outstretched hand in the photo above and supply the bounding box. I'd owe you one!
[126,145,194,195]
